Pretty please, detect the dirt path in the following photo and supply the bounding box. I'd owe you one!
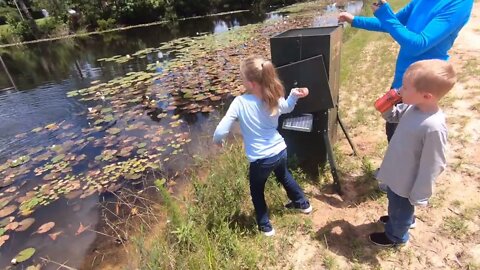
[287,3,480,269]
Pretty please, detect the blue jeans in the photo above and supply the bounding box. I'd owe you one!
[249,149,309,231]
[385,187,414,243]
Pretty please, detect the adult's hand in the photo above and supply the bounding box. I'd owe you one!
[371,0,387,13]
[338,12,354,24]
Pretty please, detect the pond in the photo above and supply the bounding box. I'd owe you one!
[0,1,363,268]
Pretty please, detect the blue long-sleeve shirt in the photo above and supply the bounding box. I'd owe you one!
[213,93,299,162]
[352,0,473,89]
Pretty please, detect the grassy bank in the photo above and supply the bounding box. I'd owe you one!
[118,0,480,269]
[131,142,313,269]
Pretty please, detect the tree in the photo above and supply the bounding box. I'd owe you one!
[15,0,39,37]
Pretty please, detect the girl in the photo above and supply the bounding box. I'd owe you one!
[213,56,312,236]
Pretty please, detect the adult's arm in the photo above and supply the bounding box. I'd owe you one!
[375,1,473,56]
[352,0,416,32]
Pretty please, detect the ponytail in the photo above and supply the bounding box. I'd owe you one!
[240,56,284,115]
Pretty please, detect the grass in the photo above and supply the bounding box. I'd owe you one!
[442,216,469,239]
[323,253,340,270]
[131,142,313,269]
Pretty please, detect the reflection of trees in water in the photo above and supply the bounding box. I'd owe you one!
[0,5,292,90]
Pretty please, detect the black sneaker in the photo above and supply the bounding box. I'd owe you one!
[369,232,397,247]
[379,215,416,229]
[285,201,313,214]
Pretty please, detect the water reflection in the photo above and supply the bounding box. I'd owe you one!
[313,1,364,27]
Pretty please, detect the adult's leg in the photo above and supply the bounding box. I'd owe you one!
[386,122,398,142]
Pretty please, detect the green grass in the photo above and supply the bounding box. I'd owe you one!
[132,142,312,269]
[442,216,469,239]
[0,23,10,37]
[323,253,340,270]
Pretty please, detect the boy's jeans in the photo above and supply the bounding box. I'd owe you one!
[249,149,308,231]
[385,187,415,243]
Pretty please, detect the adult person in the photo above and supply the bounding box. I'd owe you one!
[338,0,474,142]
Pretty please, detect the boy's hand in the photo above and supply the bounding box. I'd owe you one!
[338,12,354,24]
[292,87,309,98]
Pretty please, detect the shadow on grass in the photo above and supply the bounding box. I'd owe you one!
[315,219,385,266]
[306,170,386,209]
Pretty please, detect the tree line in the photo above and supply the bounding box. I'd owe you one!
[0,0,302,42]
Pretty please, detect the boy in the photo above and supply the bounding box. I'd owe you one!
[370,59,456,247]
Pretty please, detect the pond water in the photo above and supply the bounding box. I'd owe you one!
[0,1,362,268]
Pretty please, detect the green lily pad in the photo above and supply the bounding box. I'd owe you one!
[13,247,36,263]
[10,155,30,168]
[106,128,121,135]
[50,145,63,152]
[125,174,142,180]
[51,154,65,163]
[101,108,113,113]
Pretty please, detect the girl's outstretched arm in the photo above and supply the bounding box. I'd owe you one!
[213,97,239,143]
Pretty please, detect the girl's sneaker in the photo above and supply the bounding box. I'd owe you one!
[260,226,275,237]
[285,201,313,214]
[379,215,416,229]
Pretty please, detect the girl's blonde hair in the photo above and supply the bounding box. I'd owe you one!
[240,56,284,115]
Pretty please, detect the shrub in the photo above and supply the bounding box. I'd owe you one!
[96,18,117,31]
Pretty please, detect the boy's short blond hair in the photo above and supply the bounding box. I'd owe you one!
[404,59,457,99]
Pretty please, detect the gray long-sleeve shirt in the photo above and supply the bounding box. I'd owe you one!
[377,104,448,206]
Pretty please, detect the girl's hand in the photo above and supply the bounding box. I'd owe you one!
[338,12,354,24]
[292,87,309,98]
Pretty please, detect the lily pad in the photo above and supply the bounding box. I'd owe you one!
[16,218,35,232]
[125,174,142,180]
[10,155,30,168]
[0,235,9,248]
[51,154,66,163]
[35,222,55,234]
[12,247,36,263]
[0,216,14,227]
[106,128,121,135]
[0,205,17,218]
